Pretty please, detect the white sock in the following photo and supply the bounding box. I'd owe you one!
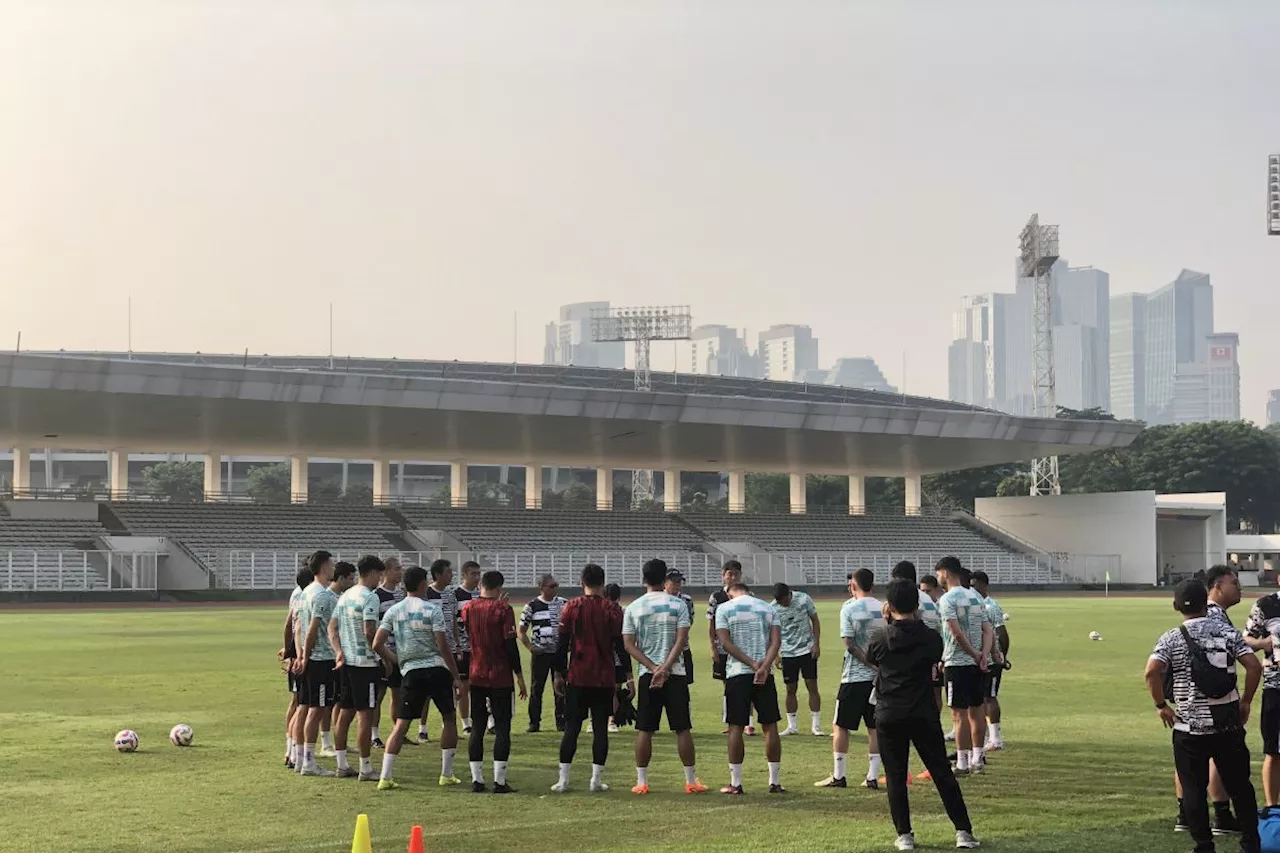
[371,726,381,741]
[990,723,1002,743]
[285,736,293,757]
[303,743,316,768]
[442,748,456,777]
[833,752,847,780]
[591,764,605,786]
[868,753,882,781]
[957,750,970,771]
[335,749,349,770]
[721,698,728,724]
[748,714,754,728]
[321,732,334,751]
[494,760,509,784]
[786,713,798,730]
[636,766,649,786]
[359,755,372,774]
[683,765,697,785]
[729,763,743,787]
[811,711,822,730]
[463,717,472,730]
[419,725,428,737]
[971,747,984,766]
[380,752,396,780]
[768,761,781,785]
[470,760,484,783]
[558,763,571,786]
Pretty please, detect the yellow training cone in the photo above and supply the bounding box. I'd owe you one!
[351,813,372,853]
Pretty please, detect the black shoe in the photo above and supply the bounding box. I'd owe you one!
[472,781,487,793]
[371,737,385,749]
[814,775,847,788]
[555,723,565,733]
[1212,812,1243,836]
[947,752,958,763]
[768,784,787,794]
[862,777,880,791]
[1174,809,1189,832]
[493,782,516,794]
[720,784,744,796]
[526,725,540,734]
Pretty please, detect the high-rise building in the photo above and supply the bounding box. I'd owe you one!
[688,325,761,378]
[1267,390,1280,426]
[757,324,819,383]
[1269,153,1280,236]
[1144,270,1214,424]
[948,339,987,406]
[1109,293,1147,421]
[543,301,625,368]
[1053,264,1110,412]
[1172,332,1240,423]
[819,357,896,393]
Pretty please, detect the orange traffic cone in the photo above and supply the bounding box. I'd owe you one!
[408,825,425,853]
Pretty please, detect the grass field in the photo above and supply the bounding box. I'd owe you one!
[1,596,1208,853]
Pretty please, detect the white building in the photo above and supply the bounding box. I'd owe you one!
[1172,332,1241,424]
[1109,293,1147,421]
[819,357,896,393]
[1268,390,1280,426]
[1144,270,1215,424]
[1053,264,1110,412]
[689,325,760,378]
[543,301,625,369]
[757,324,819,383]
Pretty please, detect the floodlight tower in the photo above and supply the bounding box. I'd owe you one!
[591,305,692,508]
[1018,214,1062,495]
[1268,154,1280,236]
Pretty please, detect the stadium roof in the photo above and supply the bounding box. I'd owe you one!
[0,351,1142,475]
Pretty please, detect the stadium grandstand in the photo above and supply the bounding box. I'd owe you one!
[0,350,1141,596]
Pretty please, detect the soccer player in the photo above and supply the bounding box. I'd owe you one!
[520,574,568,733]
[281,566,314,768]
[329,555,385,780]
[710,560,754,734]
[935,557,995,776]
[816,569,884,790]
[716,582,785,794]
[624,558,708,795]
[553,563,624,793]
[1247,573,1280,813]
[606,582,636,732]
[460,570,527,794]
[664,570,696,689]
[291,551,342,776]
[371,556,403,749]
[454,560,482,734]
[771,582,823,737]
[418,558,459,743]
[970,571,1008,752]
[371,565,463,791]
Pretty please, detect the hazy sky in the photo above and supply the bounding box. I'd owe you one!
[3,1,1279,420]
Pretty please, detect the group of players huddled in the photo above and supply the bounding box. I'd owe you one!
[279,551,1008,849]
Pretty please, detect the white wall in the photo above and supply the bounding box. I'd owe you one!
[975,491,1158,585]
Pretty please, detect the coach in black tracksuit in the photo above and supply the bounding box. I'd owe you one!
[867,579,977,848]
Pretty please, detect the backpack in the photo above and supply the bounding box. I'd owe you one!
[1179,625,1238,700]
[1259,806,1280,853]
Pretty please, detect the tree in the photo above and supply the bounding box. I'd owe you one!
[141,461,205,502]
[309,476,343,504]
[745,473,788,512]
[246,462,292,504]
[805,474,848,510]
[612,483,632,510]
[561,480,595,510]
[340,484,374,506]
[996,472,1031,497]
[427,482,451,508]
[866,477,905,511]
[920,464,1021,512]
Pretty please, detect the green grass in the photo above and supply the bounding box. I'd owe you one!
[1,597,1197,852]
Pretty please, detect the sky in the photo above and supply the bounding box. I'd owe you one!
[3,1,1279,421]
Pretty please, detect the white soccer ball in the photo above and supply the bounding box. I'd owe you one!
[1089,631,1102,641]
[114,729,139,752]
[169,724,194,747]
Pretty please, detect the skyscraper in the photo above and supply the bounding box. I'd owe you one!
[688,325,761,378]
[1053,264,1110,412]
[1143,270,1214,424]
[543,301,626,368]
[757,324,819,383]
[820,357,896,393]
[1172,333,1240,423]
[1109,293,1147,421]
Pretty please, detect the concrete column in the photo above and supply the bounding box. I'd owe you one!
[290,455,309,504]
[525,464,544,509]
[203,453,223,501]
[372,459,392,504]
[42,449,53,491]
[849,475,866,516]
[108,449,129,500]
[663,469,681,513]
[11,447,31,496]
[789,472,807,515]
[596,468,612,511]
[728,470,746,513]
[905,474,922,516]
[450,460,468,508]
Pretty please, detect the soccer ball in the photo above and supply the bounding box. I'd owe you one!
[114,730,139,752]
[1089,631,1102,641]
[169,724,194,747]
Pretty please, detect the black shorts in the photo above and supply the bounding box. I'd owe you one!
[725,673,782,727]
[302,659,338,708]
[983,668,1003,700]
[683,649,695,685]
[636,673,692,733]
[713,653,728,681]
[341,665,382,711]
[454,652,471,681]
[614,664,630,685]
[287,667,299,695]
[945,665,984,710]
[781,654,818,685]
[834,681,876,732]
[931,663,945,689]
[1263,689,1280,756]
[397,666,456,721]
[470,686,515,724]
[383,661,402,690]
[566,685,615,726]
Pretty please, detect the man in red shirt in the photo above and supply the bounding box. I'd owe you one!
[458,570,527,794]
[552,563,625,793]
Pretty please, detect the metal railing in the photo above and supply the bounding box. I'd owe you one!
[0,550,160,592]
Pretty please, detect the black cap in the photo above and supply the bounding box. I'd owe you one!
[666,570,685,582]
[1173,579,1209,615]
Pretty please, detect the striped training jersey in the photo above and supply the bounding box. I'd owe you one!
[622,591,691,677]
[284,585,307,659]
[707,588,731,655]
[299,582,339,662]
[939,587,989,667]
[982,595,1006,665]
[334,585,381,668]
[521,596,567,654]
[715,595,779,678]
[918,591,942,635]
[425,584,459,652]
[379,596,449,675]
[839,596,884,683]
[453,585,479,652]
[1150,616,1247,735]
[771,590,817,659]
[1247,592,1280,691]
